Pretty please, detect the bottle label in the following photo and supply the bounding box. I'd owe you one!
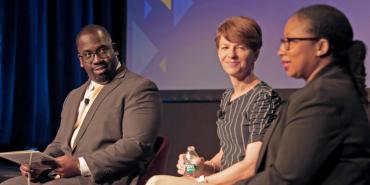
[185,164,197,173]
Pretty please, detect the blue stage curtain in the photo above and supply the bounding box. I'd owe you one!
[0,0,126,149]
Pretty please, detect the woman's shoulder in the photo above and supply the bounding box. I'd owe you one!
[221,88,233,100]
[252,81,281,100]
[291,69,352,104]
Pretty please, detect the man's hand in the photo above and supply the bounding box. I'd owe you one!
[53,155,81,178]
[20,164,43,180]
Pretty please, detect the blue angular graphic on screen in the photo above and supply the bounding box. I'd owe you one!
[131,22,158,74]
[173,0,193,26]
[144,0,152,19]
[127,0,370,89]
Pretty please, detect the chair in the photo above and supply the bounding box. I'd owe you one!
[137,136,170,185]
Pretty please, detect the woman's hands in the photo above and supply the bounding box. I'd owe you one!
[176,153,205,176]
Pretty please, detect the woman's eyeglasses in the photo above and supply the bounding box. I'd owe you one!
[280,37,320,50]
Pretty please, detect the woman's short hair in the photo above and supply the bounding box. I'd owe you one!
[215,16,262,52]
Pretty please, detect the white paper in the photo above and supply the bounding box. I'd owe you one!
[0,150,56,170]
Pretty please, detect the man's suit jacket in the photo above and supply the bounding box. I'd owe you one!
[43,66,161,184]
[246,64,370,185]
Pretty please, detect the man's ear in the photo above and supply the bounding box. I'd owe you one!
[114,50,119,56]
[112,43,119,56]
[79,59,84,68]
[316,38,330,57]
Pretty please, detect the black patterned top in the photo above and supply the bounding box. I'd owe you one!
[216,81,281,170]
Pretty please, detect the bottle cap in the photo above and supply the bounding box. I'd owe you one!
[187,146,195,151]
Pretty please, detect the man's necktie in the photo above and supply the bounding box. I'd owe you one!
[70,84,103,147]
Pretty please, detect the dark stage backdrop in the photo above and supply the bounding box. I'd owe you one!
[0,0,126,148]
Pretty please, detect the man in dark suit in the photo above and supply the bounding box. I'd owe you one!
[1,24,161,185]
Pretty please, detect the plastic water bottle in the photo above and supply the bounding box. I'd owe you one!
[183,146,199,177]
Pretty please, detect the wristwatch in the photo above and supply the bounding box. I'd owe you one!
[197,175,207,183]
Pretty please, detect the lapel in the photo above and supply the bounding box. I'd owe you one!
[255,100,288,170]
[65,82,90,140]
[72,66,127,151]
[254,65,342,171]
